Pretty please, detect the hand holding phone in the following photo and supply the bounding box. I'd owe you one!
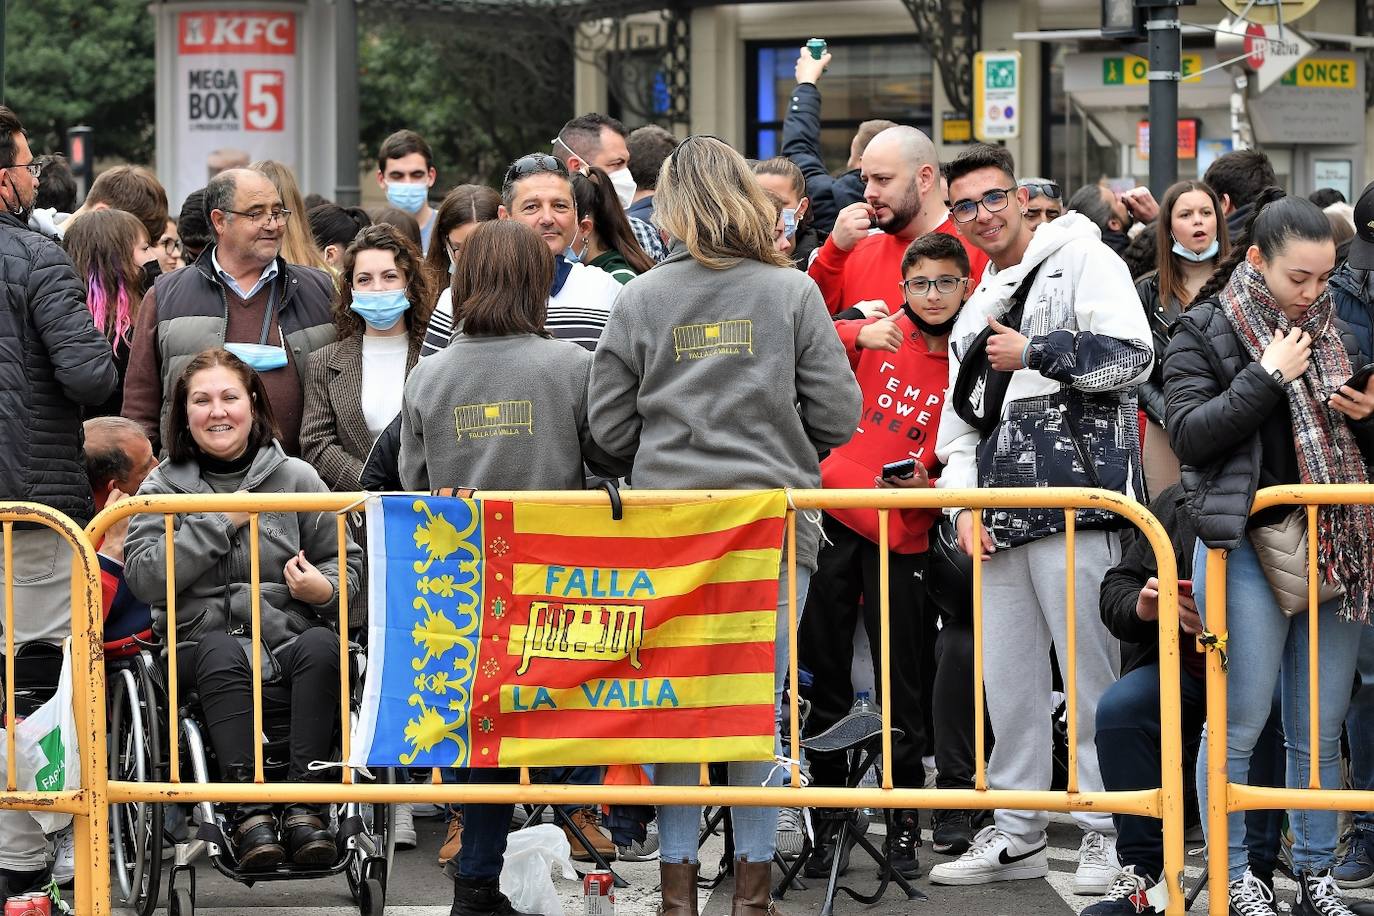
[881,458,917,480]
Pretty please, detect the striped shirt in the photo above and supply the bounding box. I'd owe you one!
[419,261,622,357]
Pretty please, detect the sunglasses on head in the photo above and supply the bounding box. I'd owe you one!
[1019,182,1061,201]
[667,134,729,179]
[504,154,567,185]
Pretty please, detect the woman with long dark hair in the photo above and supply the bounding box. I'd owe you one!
[570,166,654,283]
[418,185,502,355]
[1164,191,1374,916]
[1136,180,1230,496]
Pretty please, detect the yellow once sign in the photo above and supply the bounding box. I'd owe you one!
[1279,57,1358,88]
[1220,0,1321,24]
[1103,53,1203,86]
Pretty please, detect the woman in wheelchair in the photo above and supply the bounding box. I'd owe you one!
[124,348,363,871]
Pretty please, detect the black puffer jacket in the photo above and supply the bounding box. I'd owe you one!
[0,210,118,524]
[1164,298,1374,550]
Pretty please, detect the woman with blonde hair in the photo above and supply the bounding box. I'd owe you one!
[250,160,330,272]
[588,136,861,916]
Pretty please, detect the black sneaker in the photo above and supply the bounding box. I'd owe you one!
[803,816,854,879]
[931,809,975,856]
[1227,868,1278,916]
[1294,870,1359,916]
[887,809,922,878]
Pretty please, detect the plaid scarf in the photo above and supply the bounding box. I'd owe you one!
[1221,259,1373,623]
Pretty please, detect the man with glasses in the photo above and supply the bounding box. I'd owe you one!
[809,126,989,319]
[122,168,335,457]
[495,153,621,352]
[930,143,1151,895]
[0,104,118,898]
[1017,178,1063,229]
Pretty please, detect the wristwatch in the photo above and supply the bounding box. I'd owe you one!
[1269,367,1285,385]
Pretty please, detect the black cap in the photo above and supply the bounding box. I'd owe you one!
[1350,180,1374,271]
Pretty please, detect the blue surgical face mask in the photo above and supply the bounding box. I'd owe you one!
[385,181,429,215]
[350,288,410,330]
[782,208,798,241]
[223,341,288,372]
[1172,235,1220,263]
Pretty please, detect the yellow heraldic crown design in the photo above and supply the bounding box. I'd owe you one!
[400,696,467,765]
[411,500,479,574]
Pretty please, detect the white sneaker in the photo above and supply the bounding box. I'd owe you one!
[51,826,75,886]
[775,808,806,861]
[927,825,1049,886]
[1074,831,1119,895]
[393,803,417,850]
[1228,868,1277,916]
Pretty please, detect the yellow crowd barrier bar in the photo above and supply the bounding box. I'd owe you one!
[337,514,353,786]
[0,502,109,916]
[86,486,1185,916]
[1204,484,1374,915]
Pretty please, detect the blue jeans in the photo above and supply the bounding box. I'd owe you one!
[656,568,811,864]
[448,766,520,881]
[1193,536,1363,879]
[1349,626,1374,831]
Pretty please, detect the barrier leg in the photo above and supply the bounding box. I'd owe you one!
[1205,549,1230,916]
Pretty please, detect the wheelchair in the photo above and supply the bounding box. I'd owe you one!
[107,635,396,916]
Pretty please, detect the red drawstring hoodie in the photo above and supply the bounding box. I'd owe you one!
[823,311,948,553]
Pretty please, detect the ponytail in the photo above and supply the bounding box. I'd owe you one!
[1194,186,1287,303]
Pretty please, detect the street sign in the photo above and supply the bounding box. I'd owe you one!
[973,51,1020,142]
[1243,22,1314,93]
[1102,53,1203,85]
[1219,0,1321,25]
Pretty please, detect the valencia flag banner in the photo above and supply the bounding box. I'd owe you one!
[350,492,787,768]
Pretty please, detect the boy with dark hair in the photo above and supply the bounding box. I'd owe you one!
[63,164,169,246]
[376,129,437,252]
[34,154,76,214]
[1202,148,1278,235]
[797,232,971,879]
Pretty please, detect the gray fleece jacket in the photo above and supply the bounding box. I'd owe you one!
[588,248,862,569]
[124,441,364,649]
[399,333,629,491]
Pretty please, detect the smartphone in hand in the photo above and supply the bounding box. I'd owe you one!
[881,458,917,481]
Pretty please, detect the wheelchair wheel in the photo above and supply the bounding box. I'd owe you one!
[109,662,164,916]
[346,766,397,902]
[359,877,385,916]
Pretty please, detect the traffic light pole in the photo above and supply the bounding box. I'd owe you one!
[1145,1,1182,199]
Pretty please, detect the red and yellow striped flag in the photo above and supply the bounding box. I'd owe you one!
[354,491,788,768]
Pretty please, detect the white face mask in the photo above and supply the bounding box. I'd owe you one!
[606,167,637,210]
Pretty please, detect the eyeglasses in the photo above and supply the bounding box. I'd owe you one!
[504,154,567,186]
[159,237,183,256]
[900,275,968,296]
[1018,181,1061,201]
[951,187,1018,224]
[223,207,291,227]
[3,163,40,179]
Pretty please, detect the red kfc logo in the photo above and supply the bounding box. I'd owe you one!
[179,11,296,55]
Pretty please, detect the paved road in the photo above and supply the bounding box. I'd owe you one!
[109,809,1374,915]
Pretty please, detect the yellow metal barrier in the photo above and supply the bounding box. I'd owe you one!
[1204,484,1374,914]
[0,502,108,916]
[86,487,1186,914]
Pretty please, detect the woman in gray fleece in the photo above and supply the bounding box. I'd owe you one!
[124,348,364,872]
[588,135,862,916]
[398,220,628,916]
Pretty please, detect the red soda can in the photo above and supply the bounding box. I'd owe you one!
[4,893,47,916]
[26,893,52,916]
[583,869,614,916]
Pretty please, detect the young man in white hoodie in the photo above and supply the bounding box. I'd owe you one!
[929,144,1152,894]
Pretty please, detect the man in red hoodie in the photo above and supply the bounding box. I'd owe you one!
[797,233,971,880]
[808,126,988,317]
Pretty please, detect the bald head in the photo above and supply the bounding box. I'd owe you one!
[860,126,944,238]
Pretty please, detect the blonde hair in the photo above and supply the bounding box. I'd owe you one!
[249,159,330,273]
[652,137,791,270]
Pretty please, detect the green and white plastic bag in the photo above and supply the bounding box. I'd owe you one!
[0,637,80,833]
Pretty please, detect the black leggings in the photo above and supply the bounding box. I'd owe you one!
[931,617,993,791]
[180,628,340,815]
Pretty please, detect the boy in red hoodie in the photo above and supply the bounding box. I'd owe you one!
[797,233,971,880]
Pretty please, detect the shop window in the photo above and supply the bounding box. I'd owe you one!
[746,38,933,171]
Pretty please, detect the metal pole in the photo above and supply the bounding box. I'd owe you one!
[1146,4,1181,198]
[334,0,361,206]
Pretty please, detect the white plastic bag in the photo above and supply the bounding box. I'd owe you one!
[499,823,577,916]
[0,638,80,833]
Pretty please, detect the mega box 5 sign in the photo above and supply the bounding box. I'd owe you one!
[174,10,300,201]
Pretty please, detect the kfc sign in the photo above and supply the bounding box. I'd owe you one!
[179,12,295,55]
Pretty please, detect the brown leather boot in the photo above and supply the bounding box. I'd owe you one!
[658,860,700,916]
[730,858,783,916]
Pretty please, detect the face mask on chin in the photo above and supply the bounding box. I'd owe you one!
[1172,235,1220,263]
[902,302,960,337]
[141,258,162,288]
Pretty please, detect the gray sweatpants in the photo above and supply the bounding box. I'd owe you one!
[0,527,76,869]
[982,530,1121,841]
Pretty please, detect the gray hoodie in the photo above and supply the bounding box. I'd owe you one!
[399,333,628,491]
[124,441,363,649]
[588,248,862,569]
